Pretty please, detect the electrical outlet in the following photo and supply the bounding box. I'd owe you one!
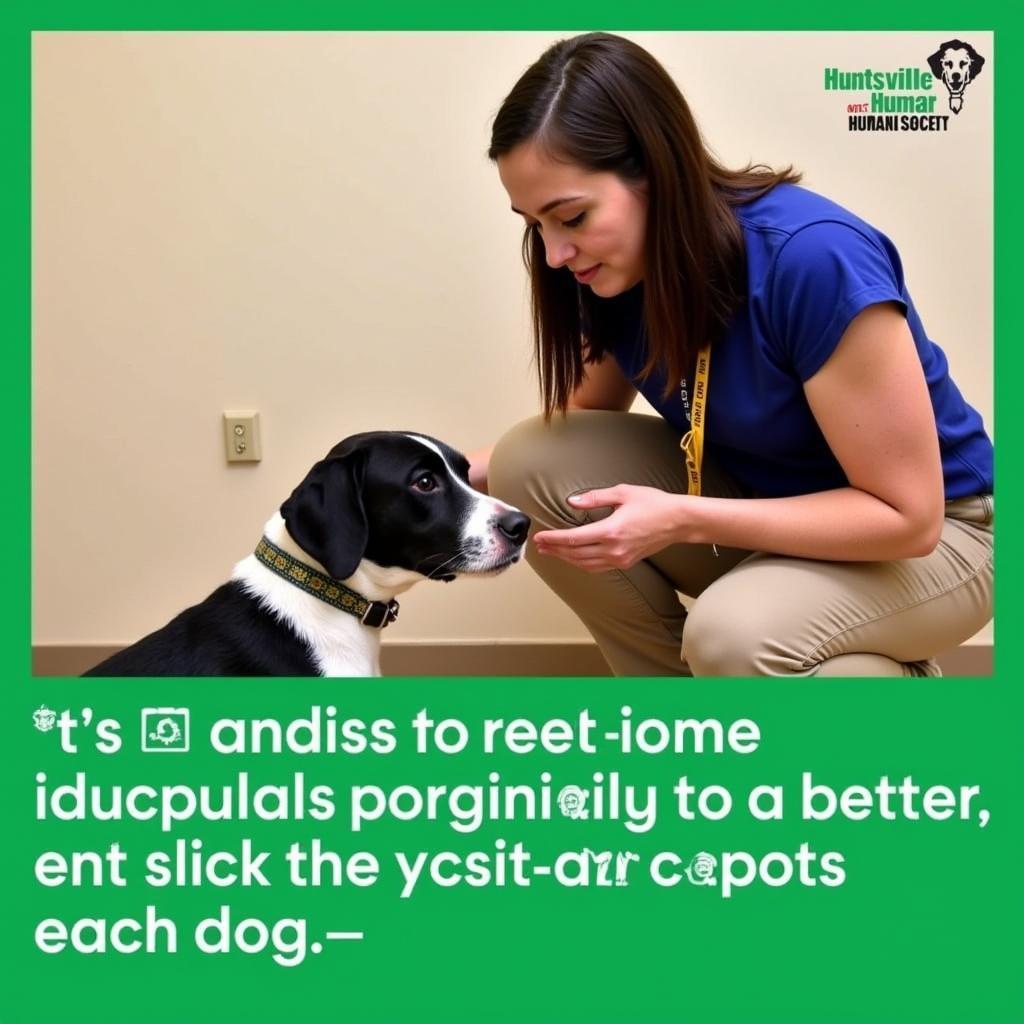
[223,411,262,463]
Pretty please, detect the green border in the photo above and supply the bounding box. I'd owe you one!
[1,1,1015,29]
[4,5,1021,1022]
[6,2,1016,675]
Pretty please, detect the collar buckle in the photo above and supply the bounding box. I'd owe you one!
[360,599,400,629]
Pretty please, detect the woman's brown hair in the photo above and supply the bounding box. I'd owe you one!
[488,32,802,418]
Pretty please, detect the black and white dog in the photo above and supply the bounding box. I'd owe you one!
[83,432,529,677]
[926,39,986,115]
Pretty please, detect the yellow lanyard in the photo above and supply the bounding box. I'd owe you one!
[680,345,711,496]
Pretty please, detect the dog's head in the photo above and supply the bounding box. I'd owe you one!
[280,431,530,582]
[927,39,985,97]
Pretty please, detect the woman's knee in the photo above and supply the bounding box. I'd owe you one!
[489,414,588,527]
[489,415,544,504]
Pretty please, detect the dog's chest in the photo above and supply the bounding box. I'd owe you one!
[313,628,382,677]
[234,553,383,677]
[278,583,383,677]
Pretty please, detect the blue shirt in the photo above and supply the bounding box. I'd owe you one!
[607,184,993,499]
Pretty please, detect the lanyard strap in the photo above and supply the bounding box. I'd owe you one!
[680,345,711,496]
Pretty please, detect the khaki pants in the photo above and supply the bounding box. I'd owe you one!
[489,411,994,677]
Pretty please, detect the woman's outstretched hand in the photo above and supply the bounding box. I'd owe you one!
[533,485,691,572]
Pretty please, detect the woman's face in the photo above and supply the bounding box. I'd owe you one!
[497,142,647,298]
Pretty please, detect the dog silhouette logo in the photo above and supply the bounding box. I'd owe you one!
[927,39,985,115]
[557,785,590,820]
[684,852,718,887]
[141,706,191,752]
[33,705,57,732]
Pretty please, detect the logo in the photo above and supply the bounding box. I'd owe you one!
[823,40,986,133]
[557,785,590,820]
[927,39,986,115]
[33,705,57,732]
[684,852,718,887]
[141,707,190,752]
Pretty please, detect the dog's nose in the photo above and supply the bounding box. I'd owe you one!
[497,511,531,546]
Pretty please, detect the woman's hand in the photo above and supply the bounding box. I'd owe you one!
[533,485,691,572]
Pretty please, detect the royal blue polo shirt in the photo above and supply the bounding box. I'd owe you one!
[605,184,993,500]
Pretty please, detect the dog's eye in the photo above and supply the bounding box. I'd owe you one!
[412,473,439,493]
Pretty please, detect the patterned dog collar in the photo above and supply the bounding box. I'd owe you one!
[254,536,399,629]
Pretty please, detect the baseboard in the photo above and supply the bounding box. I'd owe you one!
[33,641,993,677]
[35,645,126,676]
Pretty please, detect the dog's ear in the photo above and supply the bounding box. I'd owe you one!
[280,446,368,580]
[968,44,985,78]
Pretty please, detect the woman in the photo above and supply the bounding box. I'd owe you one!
[474,33,993,677]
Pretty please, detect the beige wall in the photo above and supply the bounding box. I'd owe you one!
[33,32,993,647]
